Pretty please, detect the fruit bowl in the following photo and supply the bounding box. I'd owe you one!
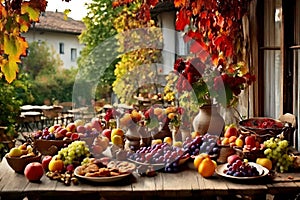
[5,153,42,173]
[239,117,292,142]
[33,139,72,156]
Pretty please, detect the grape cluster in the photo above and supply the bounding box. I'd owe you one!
[224,160,259,177]
[127,142,186,173]
[263,137,293,172]
[57,141,91,166]
[200,134,219,155]
[183,136,202,156]
[183,134,219,156]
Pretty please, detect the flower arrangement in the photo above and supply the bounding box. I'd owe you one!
[165,55,256,109]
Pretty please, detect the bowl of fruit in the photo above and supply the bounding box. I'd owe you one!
[5,144,42,173]
[32,126,78,156]
[238,117,290,142]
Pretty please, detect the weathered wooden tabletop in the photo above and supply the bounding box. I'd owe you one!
[1,158,300,200]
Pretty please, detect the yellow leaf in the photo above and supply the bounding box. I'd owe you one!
[2,59,18,83]
[63,9,71,20]
[4,34,17,56]
[17,15,30,32]
[21,2,40,22]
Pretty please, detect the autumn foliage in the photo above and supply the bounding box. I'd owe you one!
[0,0,71,83]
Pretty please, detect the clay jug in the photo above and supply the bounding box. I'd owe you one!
[192,104,225,136]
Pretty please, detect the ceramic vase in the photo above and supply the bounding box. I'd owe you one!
[192,104,225,136]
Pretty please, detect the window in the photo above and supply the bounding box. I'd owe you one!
[71,48,77,62]
[59,43,64,54]
[258,0,300,149]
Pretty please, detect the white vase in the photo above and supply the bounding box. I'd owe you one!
[192,104,225,136]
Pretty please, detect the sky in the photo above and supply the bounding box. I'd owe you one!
[46,0,93,20]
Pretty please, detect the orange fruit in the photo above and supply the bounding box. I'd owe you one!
[198,157,216,178]
[193,153,209,169]
[256,158,272,170]
[48,157,64,172]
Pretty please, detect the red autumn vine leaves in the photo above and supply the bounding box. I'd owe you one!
[113,0,251,65]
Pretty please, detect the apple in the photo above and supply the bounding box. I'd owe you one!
[66,123,76,132]
[24,162,44,182]
[92,145,104,155]
[42,155,52,170]
[54,131,64,139]
[102,129,112,141]
[245,135,256,148]
[224,125,238,138]
[76,125,86,133]
[53,124,61,130]
[58,128,68,136]
[71,133,80,141]
[91,118,102,132]
[84,123,93,132]
[65,131,73,138]
[227,154,241,165]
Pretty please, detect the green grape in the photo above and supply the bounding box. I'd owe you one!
[263,137,293,173]
[57,141,91,166]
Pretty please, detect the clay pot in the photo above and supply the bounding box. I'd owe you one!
[192,104,225,136]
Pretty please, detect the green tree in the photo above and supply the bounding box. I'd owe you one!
[21,41,77,105]
[77,0,121,101]
[22,41,63,79]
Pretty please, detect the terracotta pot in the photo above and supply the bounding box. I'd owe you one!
[192,104,225,136]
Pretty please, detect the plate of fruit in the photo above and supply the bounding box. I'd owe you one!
[215,159,269,180]
[126,142,189,171]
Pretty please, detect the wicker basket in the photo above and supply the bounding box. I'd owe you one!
[216,145,235,164]
[5,153,42,173]
[239,117,294,143]
[233,146,265,162]
[33,139,72,156]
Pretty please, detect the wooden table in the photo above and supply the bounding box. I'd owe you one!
[1,158,300,200]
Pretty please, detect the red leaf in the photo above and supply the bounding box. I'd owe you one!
[174,0,186,8]
[147,0,159,7]
[176,8,190,31]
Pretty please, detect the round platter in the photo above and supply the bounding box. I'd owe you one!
[127,158,165,168]
[74,166,131,183]
[215,162,269,180]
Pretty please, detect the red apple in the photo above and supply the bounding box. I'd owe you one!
[54,131,64,139]
[53,124,61,130]
[65,131,73,138]
[58,128,68,136]
[71,133,80,141]
[66,123,76,132]
[91,118,102,132]
[84,123,93,132]
[224,126,238,138]
[227,154,241,165]
[24,162,44,182]
[76,125,86,133]
[102,129,112,141]
[42,155,52,170]
[55,127,63,133]
[245,135,256,148]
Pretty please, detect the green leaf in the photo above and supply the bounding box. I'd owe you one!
[21,3,40,22]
